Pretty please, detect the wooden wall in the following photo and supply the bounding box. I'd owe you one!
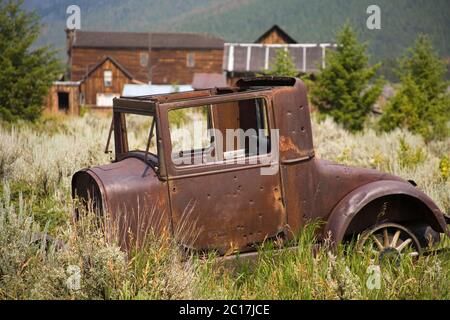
[150,49,224,84]
[258,30,290,45]
[71,48,149,82]
[80,59,133,106]
[70,47,224,85]
[46,84,80,115]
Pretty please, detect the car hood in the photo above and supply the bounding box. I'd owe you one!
[72,157,171,250]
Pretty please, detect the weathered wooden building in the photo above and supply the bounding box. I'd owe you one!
[67,30,225,85]
[47,29,224,113]
[224,25,336,84]
[46,81,81,115]
[78,56,138,108]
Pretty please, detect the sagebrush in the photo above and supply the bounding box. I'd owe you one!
[0,114,449,300]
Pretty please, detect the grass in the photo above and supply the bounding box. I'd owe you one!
[0,113,449,300]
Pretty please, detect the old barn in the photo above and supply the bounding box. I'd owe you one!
[47,30,224,113]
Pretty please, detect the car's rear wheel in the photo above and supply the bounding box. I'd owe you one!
[356,223,422,263]
[407,223,441,248]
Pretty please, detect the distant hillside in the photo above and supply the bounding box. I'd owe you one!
[25,0,450,70]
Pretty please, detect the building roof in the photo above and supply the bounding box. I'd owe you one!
[72,30,225,50]
[192,73,227,89]
[81,56,135,82]
[255,25,298,44]
[223,43,336,74]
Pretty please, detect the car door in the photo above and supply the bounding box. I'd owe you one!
[161,96,286,254]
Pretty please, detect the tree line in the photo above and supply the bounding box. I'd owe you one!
[266,24,450,141]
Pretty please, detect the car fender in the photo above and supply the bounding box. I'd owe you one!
[323,180,450,245]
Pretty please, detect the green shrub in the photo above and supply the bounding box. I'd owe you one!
[397,137,427,169]
[0,0,62,122]
[311,23,384,132]
[440,156,450,181]
[379,35,450,141]
[261,49,298,77]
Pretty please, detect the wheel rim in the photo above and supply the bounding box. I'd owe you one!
[357,223,422,263]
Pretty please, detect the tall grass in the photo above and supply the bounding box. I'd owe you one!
[0,114,449,300]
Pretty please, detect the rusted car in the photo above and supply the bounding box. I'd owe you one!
[72,77,450,258]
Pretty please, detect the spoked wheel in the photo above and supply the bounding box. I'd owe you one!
[357,223,422,263]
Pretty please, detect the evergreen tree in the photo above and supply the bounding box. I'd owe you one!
[0,0,62,122]
[263,49,298,77]
[311,23,384,132]
[379,35,450,141]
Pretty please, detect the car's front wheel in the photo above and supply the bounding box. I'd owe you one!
[356,223,422,263]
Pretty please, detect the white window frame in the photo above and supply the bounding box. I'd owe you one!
[186,52,195,68]
[104,70,113,87]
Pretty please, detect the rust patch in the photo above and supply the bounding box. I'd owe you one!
[279,136,303,156]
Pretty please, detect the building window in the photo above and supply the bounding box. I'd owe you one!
[186,52,195,68]
[104,70,113,87]
[140,52,149,67]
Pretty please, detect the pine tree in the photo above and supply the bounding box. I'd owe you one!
[263,49,298,77]
[311,23,384,132]
[379,35,449,141]
[0,0,62,122]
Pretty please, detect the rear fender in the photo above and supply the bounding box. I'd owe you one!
[323,180,450,245]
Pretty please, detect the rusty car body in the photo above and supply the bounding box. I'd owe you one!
[72,77,450,257]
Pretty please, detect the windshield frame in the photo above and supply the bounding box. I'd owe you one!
[107,110,160,171]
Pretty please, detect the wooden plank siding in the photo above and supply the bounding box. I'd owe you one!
[46,83,80,115]
[71,48,149,82]
[80,59,133,106]
[70,47,224,85]
[150,49,224,84]
[258,29,291,45]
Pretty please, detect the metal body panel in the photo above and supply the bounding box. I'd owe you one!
[280,158,405,238]
[168,167,285,254]
[73,157,171,250]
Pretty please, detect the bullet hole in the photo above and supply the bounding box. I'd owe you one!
[260,186,264,191]
[301,127,306,132]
